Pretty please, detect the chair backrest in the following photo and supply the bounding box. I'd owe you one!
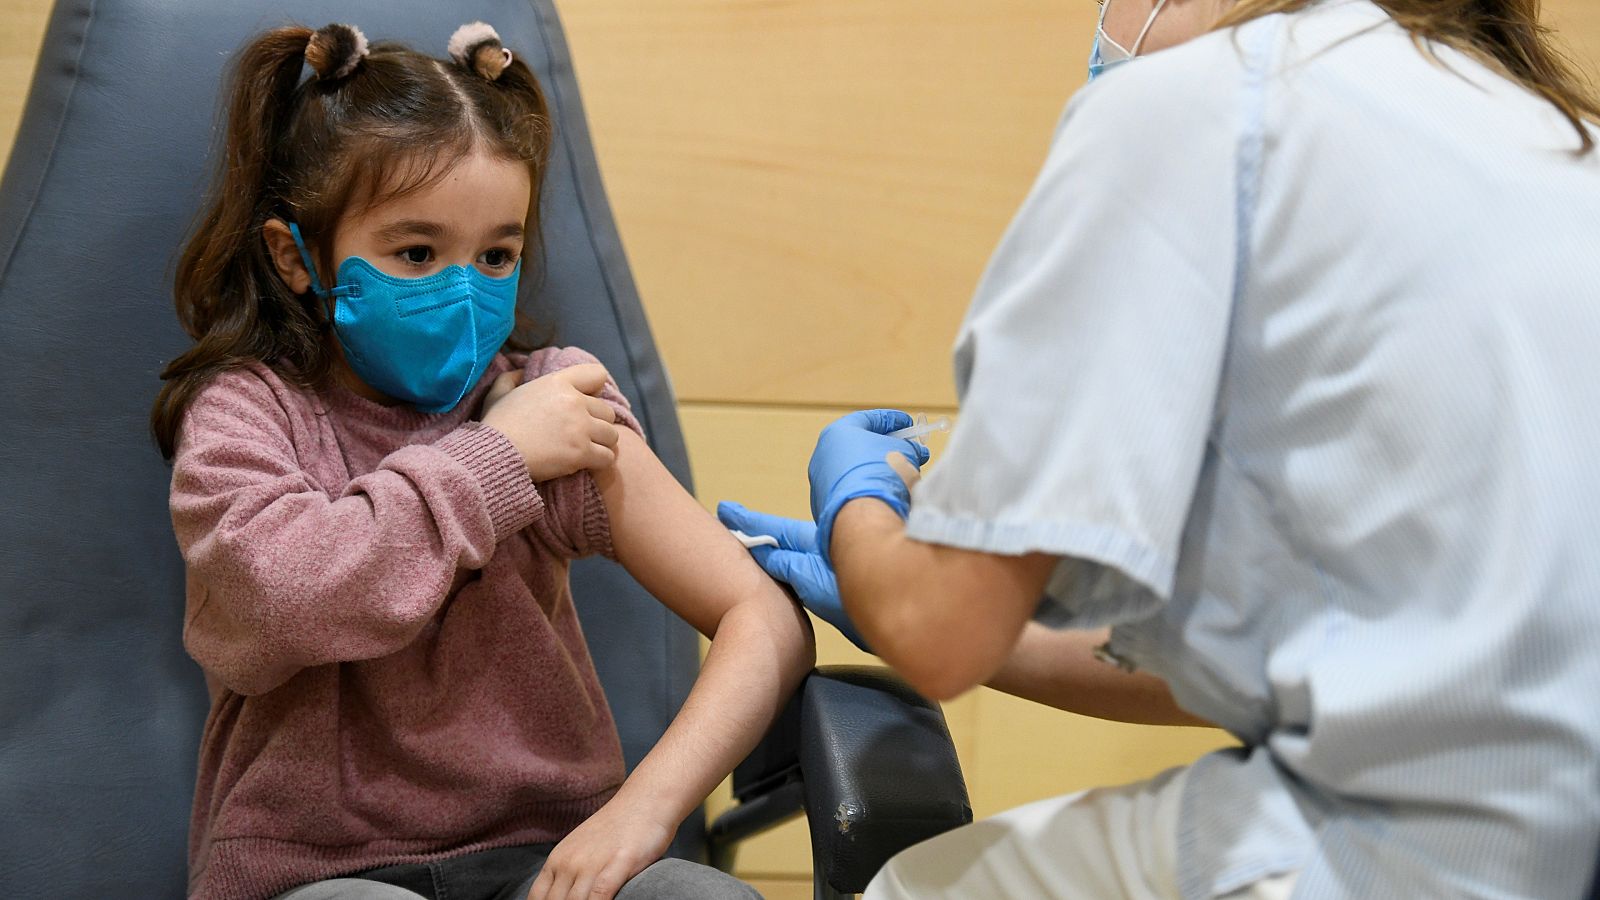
[0,1,702,895]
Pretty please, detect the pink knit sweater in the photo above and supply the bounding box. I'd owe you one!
[170,347,641,900]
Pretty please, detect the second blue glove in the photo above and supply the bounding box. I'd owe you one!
[717,501,870,652]
[809,409,931,567]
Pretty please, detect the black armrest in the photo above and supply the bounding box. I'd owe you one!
[799,666,972,893]
[706,666,973,892]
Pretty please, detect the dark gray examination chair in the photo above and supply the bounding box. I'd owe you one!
[0,1,972,897]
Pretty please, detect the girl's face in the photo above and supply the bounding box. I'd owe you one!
[332,150,532,281]
[263,149,533,406]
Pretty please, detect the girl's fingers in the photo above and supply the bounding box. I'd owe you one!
[552,363,612,396]
[566,869,598,900]
[589,419,620,448]
[544,867,577,900]
[528,864,554,900]
[588,857,633,900]
[585,396,618,423]
[586,442,619,470]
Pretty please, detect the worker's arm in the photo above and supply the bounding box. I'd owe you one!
[829,495,1051,700]
[720,493,1211,724]
[830,496,1209,728]
[988,622,1212,727]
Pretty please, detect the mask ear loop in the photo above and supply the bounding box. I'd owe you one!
[287,222,344,329]
[287,223,329,299]
[1095,0,1130,59]
[1129,0,1172,57]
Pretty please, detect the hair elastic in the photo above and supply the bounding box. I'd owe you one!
[306,23,369,81]
[448,22,514,80]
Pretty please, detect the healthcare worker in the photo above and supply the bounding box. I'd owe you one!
[716,0,1600,896]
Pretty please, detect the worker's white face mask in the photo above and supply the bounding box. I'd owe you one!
[1088,0,1171,82]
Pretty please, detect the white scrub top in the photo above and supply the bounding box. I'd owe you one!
[906,1,1600,897]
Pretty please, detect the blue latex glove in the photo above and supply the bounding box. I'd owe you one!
[809,409,931,567]
[717,501,870,653]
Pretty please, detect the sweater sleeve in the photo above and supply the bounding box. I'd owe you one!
[521,346,645,560]
[171,369,544,696]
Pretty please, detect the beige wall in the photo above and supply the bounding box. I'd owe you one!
[5,3,1599,897]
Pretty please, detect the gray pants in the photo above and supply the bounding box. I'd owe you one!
[271,844,760,900]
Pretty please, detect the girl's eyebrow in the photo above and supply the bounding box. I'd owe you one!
[374,219,446,241]
[372,221,523,242]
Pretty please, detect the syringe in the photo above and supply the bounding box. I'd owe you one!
[887,415,952,442]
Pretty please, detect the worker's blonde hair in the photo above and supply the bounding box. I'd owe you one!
[1215,0,1600,153]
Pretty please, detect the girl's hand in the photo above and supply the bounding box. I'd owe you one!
[527,797,675,900]
[482,363,622,482]
[478,370,523,419]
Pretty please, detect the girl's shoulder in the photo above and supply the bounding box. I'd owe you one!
[179,360,322,451]
[191,360,316,415]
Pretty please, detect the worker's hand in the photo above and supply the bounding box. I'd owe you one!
[809,409,930,566]
[716,502,870,653]
[527,795,673,900]
[482,363,621,482]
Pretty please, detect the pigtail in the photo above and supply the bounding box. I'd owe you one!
[446,23,556,350]
[448,22,514,81]
[498,54,553,266]
[306,24,369,81]
[154,26,323,459]
[446,22,549,160]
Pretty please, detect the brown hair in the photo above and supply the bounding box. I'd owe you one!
[151,23,553,459]
[1215,0,1600,153]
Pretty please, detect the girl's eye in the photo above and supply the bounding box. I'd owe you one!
[480,248,517,269]
[400,246,432,266]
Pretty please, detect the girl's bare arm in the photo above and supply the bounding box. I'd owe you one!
[530,428,815,900]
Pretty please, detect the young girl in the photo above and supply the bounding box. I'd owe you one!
[152,22,813,900]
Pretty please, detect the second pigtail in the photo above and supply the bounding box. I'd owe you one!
[448,22,515,81]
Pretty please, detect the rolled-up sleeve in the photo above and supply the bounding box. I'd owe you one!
[906,62,1241,627]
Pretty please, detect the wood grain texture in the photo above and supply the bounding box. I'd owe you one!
[1546,0,1600,86]
[563,0,1600,411]
[966,688,1235,821]
[1,0,52,171]
[562,1,1094,410]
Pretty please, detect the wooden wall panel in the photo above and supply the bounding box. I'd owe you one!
[561,1,1095,410]
[563,0,1600,411]
[966,690,1235,821]
[1547,0,1600,85]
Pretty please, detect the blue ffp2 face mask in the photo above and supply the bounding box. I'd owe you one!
[289,223,521,413]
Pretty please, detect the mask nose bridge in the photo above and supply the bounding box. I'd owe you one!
[390,265,477,317]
